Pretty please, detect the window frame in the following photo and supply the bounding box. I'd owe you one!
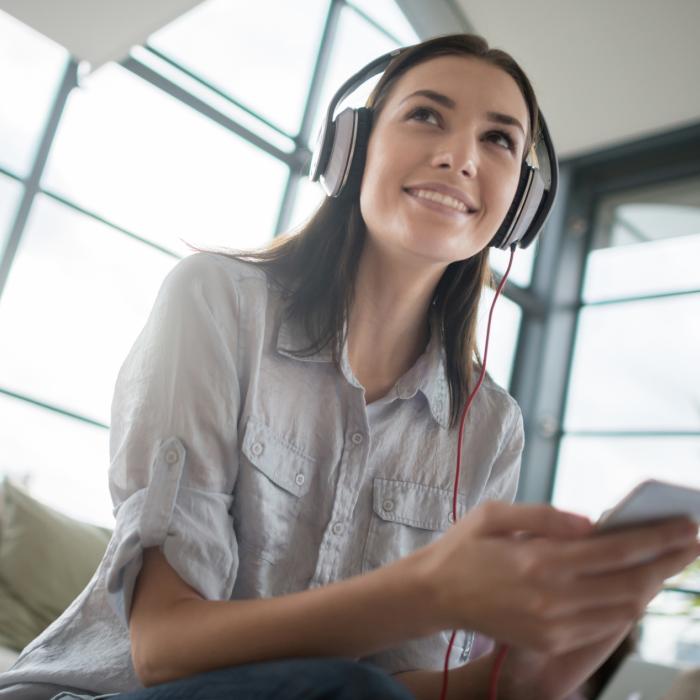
[513,120,700,503]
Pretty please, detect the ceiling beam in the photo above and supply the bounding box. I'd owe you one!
[394,0,473,38]
[0,0,206,72]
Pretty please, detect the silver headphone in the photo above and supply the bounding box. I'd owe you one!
[309,46,559,250]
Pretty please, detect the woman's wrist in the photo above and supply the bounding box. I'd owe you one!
[401,542,455,636]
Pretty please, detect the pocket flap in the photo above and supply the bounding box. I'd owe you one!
[242,417,315,497]
[371,477,467,531]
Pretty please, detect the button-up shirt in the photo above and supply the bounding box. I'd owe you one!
[0,252,523,699]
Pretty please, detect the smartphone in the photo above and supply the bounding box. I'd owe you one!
[596,479,700,532]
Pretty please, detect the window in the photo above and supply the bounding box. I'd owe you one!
[306,3,399,148]
[147,0,329,136]
[41,62,288,256]
[0,173,23,253]
[0,10,67,177]
[550,174,700,667]
[553,176,700,520]
[0,194,176,425]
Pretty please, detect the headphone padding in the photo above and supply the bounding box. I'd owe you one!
[338,107,372,199]
[490,163,531,249]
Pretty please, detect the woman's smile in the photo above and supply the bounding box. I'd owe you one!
[402,181,480,220]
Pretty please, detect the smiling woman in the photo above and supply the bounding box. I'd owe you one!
[0,32,697,700]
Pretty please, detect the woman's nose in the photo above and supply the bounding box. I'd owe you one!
[430,136,478,178]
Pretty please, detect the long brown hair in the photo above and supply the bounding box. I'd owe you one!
[206,34,541,429]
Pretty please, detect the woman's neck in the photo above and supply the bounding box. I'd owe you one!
[346,242,443,402]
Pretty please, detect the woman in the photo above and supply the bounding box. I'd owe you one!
[0,33,697,700]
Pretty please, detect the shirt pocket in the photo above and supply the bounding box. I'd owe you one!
[235,415,315,563]
[362,477,466,573]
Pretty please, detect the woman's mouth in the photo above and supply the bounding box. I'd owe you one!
[403,188,478,217]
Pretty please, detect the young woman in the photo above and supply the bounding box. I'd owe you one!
[0,33,697,700]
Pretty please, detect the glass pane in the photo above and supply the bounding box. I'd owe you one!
[0,195,177,425]
[564,294,700,431]
[641,590,700,666]
[147,0,328,136]
[308,5,398,148]
[490,240,537,288]
[41,63,288,256]
[0,10,67,177]
[476,287,521,390]
[0,173,23,253]
[584,177,700,302]
[0,393,112,527]
[552,435,700,521]
[585,233,700,302]
[128,46,295,155]
[287,176,325,231]
[347,0,419,44]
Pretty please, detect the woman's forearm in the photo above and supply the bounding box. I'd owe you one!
[135,548,442,687]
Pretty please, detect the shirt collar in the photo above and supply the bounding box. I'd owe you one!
[393,312,450,429]
[276,309,450,429]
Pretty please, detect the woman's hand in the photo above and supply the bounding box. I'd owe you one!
[419,501,699,657]
[498,628,630,700]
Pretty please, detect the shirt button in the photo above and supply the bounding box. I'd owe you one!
[332,522,344,536]
[295,473,305,486]
[165,449,179,465]
[382,499,394,512]
[351,432,364,445]
[251,441,264,457]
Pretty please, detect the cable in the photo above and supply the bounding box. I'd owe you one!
[438,244,517,700]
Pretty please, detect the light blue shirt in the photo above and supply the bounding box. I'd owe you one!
[0,252,523,699]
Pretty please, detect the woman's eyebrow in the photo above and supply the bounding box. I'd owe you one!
[399,90,525,136]
[399,89,456,109]
[486,111,525,136]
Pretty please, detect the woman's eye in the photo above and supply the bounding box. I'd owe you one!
[407,106,440,126]
[487,130,515,151]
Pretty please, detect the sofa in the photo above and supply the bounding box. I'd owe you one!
[0,479,112,672]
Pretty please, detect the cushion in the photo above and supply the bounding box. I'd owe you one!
[0,645,19,673]
[0,478,112,650]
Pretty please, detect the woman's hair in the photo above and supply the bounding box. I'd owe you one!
[207,33,541,429]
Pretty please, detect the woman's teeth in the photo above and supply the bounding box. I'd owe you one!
[410,189,468,213]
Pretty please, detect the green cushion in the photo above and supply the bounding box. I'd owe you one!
[0,581,39,651]
[0,479,112,650]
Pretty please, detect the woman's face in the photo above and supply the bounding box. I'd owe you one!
[359,55,530,266]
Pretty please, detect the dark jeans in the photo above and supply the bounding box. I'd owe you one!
[54,658,416,700]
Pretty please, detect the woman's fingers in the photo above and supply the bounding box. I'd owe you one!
[536,606,636,656]
[535,542,699,619]
[556,518,698,576]
[570,542,700,611]
[469,501,592,539]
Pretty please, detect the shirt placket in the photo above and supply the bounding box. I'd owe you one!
[311,358,371,586]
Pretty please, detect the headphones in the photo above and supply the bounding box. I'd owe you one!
[309,46,559,250]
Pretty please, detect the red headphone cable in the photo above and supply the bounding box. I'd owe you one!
[438,244,517,700]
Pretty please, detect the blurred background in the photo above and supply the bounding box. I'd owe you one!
[0,0,698,671]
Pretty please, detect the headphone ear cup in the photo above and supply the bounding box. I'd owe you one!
[318,107,371,198]
[490,163,531,249]
[336,107,372,199]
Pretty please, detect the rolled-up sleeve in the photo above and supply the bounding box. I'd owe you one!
[105,253,242,624]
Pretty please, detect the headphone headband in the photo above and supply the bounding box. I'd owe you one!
[310,44,559,250]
